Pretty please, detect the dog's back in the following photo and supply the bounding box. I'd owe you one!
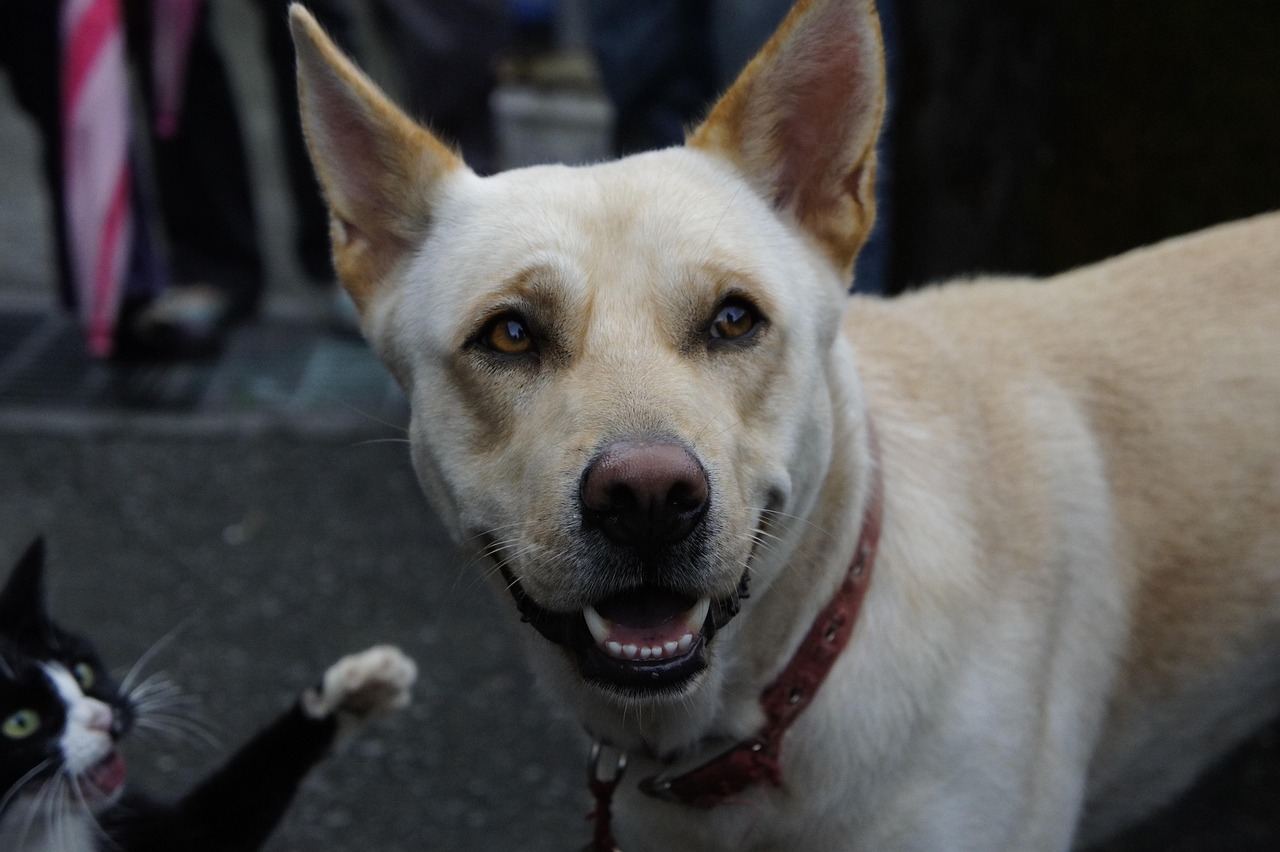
[848,211,1280,842]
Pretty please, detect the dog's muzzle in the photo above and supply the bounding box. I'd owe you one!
[497,439,751,694]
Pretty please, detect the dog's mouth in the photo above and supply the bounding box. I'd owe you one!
[500,566,748,694]
[585,590,708,664]
[579,588,712,689]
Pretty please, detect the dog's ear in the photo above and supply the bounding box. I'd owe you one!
[289,4,464,313]
[688,0,885,278]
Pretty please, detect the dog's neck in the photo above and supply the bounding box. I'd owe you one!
[731,359,879,704]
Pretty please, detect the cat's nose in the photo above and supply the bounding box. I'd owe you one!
[80,698,115,734]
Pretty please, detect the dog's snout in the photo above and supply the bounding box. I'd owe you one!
[580,441,709,548]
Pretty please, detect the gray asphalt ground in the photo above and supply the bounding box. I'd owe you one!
[2,2,1280,851]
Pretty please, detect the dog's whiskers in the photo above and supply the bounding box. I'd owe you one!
[450,529,531,593]
[758,506,840,546]
[466,542,543,596]
[327,396,409,437]
[459,522,524,547]
[349,436,412,448]
[688,412,746,447]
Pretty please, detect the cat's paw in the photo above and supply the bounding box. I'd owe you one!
[301,645,417,723]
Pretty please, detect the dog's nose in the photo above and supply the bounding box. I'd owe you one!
[580,441,709,549]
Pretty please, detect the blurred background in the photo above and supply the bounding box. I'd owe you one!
[0,0,1277,849]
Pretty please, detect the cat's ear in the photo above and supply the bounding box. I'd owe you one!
[0,538,51,639]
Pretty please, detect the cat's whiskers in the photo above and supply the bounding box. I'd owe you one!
[0,758,52,820]
[134,711,223,750]
[128,671,187,706]
[52,772,88,852]
[68,769,113,846]
[48,775,70,852]
[126,655,223,750]
[11,768,59,851]
[119,616,197,696]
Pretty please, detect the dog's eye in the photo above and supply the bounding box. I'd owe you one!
[480,313,536,356]
[710,298,761,342]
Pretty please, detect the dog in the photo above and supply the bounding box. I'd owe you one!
[289,0,1280,848]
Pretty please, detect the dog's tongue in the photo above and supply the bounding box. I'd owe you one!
[596,588,696,628]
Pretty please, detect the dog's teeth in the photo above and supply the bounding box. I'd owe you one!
[684,597,711,632]
[584,605,612,645]
[589,601,706,661]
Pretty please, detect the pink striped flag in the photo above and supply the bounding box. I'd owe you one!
[60,0,134,358]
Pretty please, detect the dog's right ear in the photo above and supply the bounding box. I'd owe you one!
[289,5,464,314]
[688,0,885,280]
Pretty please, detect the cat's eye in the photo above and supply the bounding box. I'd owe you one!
[2,709,40,739]
[479,312,536,356]
[72,662,96,691]
[709,297,763,343]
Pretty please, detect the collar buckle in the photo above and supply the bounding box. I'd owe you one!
[589,741,628,786]
[584,742,627,852]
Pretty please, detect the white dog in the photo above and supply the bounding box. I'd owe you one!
[290,0,1280,848]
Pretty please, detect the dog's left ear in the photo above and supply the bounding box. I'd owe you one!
[289,4,465,314]
[689,0,885,279]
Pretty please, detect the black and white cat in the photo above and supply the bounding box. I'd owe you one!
[0,538,417,852]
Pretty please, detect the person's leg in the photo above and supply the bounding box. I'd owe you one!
[0,0,77,308]
[257,0,358,283]
[588,0,715,155]
[372,0,511,174]
[127,0,265,320]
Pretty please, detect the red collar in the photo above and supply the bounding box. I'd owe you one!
[587,427,884,849]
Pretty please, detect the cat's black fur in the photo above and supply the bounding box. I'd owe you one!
[0,538,364,852]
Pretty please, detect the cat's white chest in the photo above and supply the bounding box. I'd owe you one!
[0,809,97,852]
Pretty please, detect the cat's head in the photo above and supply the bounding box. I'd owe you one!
[0,539,134,823]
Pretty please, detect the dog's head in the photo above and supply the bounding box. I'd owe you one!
[291,0,884,747]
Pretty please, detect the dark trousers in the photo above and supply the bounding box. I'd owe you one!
[0,0,357,318]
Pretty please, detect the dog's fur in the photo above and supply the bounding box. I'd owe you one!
[289,1,1280,848]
